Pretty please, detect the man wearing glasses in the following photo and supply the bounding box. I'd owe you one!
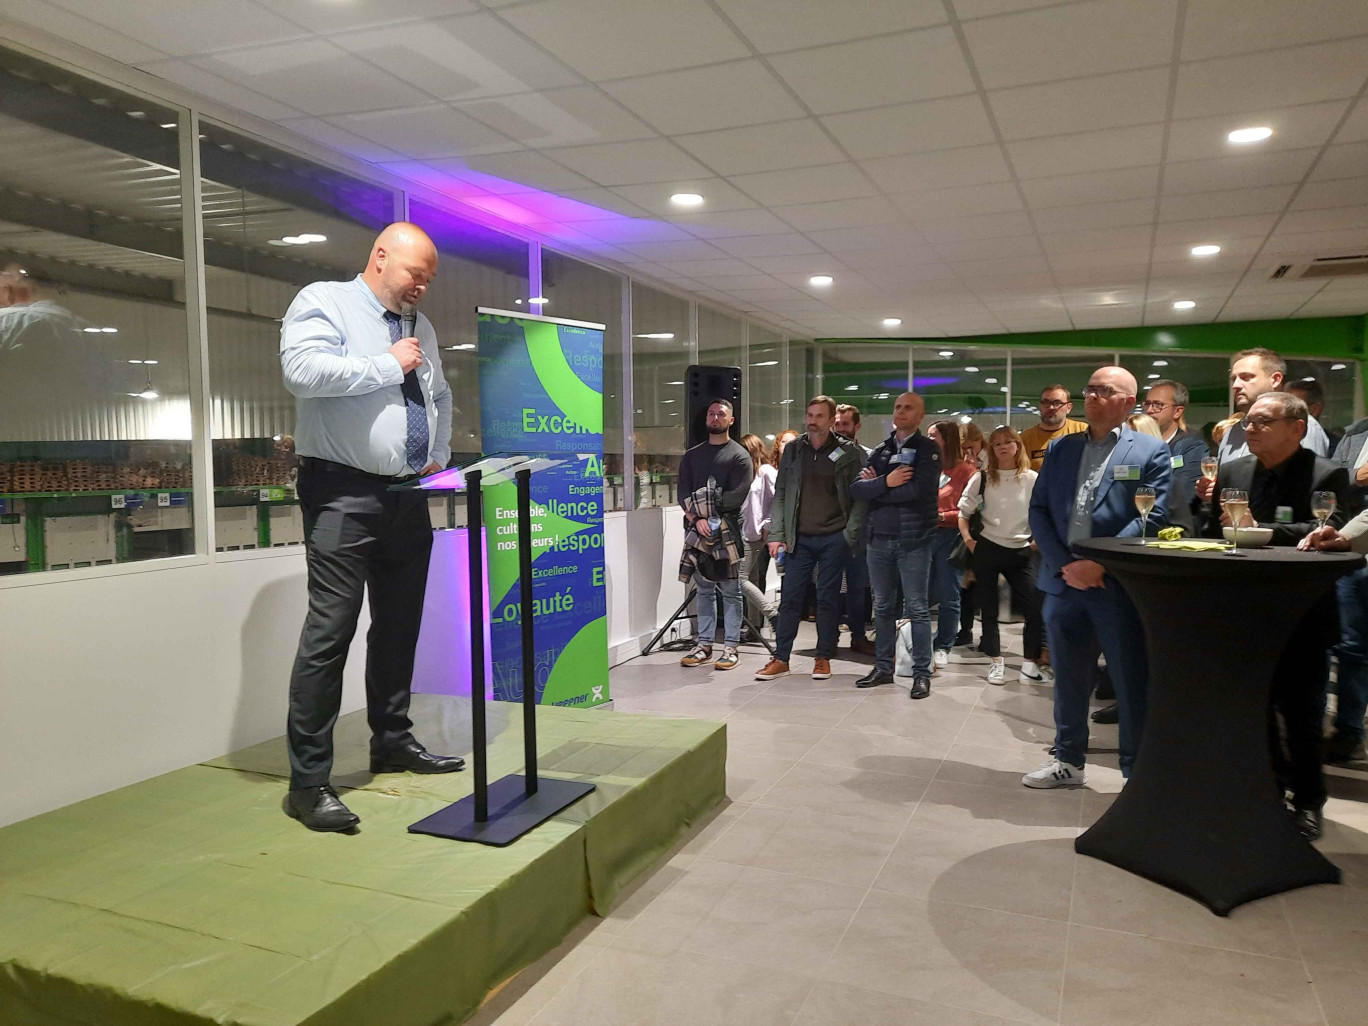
[1024,367,1171,790]
[1020,385,1089,472]
[1203,392,1347,838]
[1141,379,1208,534]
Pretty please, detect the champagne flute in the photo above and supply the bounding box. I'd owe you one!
[1201,455,1219,507]
[1221,487,1249,554]
[1312,490,1336,532]
[1134,485,1156,544]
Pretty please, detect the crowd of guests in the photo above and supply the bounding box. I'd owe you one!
[676,346,1359,838]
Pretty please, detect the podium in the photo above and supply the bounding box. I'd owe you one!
[391,454,596,846]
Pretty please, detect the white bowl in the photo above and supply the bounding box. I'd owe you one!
[1222,526,1274,548]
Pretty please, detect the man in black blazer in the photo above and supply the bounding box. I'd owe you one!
[1203,391,1349,838]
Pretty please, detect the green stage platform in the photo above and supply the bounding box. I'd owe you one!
[0,698,726,1026]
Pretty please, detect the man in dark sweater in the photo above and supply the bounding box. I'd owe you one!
[1203,391,1349,839]
[848,392,942,697]
[677,399,753,671]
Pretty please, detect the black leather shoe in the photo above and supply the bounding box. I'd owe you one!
[856,669,894,689]
[1090,702,1119,725]
[370,740,466,774]
[909,676,931,700]
[1326,732,1367,764]
[284,785,359,832]
[954,629,973,647]
[1293,806,1323,841]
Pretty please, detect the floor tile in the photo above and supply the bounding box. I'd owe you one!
[602,857,745,957]
[1307,962,1368,1026]
[705,803,906,888]
[728,692,865,728]
[1282,883,1368,973]
[793,979,1034,1026]
[803,727,948,778]
[726,753,796,803]
[756,760,930,824]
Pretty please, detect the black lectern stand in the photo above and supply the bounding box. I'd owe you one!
[392,454,595,846]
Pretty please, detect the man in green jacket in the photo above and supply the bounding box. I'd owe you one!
[755,395,868,681]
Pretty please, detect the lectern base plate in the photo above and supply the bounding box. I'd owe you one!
[408,774,597,846]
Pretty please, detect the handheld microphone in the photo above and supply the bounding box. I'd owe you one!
[400,302,416,339]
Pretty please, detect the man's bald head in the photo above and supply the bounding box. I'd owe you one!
[362,222,438,313]
[1083,365,1138,436]
[891,391,925,435]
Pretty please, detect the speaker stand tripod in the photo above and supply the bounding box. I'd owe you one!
[641,586,776,657]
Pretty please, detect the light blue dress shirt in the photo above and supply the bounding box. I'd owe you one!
[1067,425,1121,546]
[280,275,453,477]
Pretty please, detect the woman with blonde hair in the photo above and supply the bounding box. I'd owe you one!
[739,433,779,635]
[1127,412,1163,439]
[928,419,976,666]
[957,425,1043,684]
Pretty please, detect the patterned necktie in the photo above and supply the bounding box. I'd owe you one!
[383,310,429,473]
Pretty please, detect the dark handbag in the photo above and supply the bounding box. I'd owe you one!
[948,473,986,571]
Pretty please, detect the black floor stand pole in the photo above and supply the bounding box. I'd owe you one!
[641,589,696,655]
[516,467,538,795]
[467,469,488,823]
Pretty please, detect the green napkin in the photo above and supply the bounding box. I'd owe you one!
[1144,539,1231,551]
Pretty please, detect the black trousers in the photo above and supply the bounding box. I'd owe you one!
[287,463,433,788]
[971,537,1043,660]
[1270,597,1336,811]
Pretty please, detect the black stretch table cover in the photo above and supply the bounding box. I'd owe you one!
[1072,538,1363,915]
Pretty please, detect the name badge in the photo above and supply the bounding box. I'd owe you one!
[828,448,843,463]
[1113,465,1140,481]
[1170,455,1184,469]
[1275,506,1293,523]
[939,473,951,488]
[892,451,916,466]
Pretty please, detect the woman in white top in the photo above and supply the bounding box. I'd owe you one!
[957,425,1043,684]
[739,432,785,633]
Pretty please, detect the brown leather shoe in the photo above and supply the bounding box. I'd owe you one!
[755,658,790,680]
[812,658,831,680]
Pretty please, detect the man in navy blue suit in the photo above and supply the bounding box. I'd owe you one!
[1024,366,1172,789]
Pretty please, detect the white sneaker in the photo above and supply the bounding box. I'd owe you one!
[1020,661,1053,683]
[933,649,950,668]
[1022,759,1086,789]
[987,658,1005,684]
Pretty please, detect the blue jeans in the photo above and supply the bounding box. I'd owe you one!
[867,535,933,677]
[1335,566,1368,741]
[694,574,742,647]
[774,533,849,662]
[1044,581,1149,775]
[930,528,962,651]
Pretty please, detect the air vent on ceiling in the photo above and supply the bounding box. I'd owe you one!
[1270,255,1368,280]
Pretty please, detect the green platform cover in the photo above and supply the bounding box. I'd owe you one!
[0,699,726,1026]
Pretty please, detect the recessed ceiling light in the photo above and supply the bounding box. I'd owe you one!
[1332,363,1347,371]
[959,415,973,424]
[939,350,954,357]
[779,398,795,404]
[964,365,979,372]
[984,377,998,384]
[1147,373,1160,379]
[126,110,145,119]
[528,297,548,305]
[808,275,834,286]
[664,380,684,385]
[845,385,859,391]
[999,386,1008,393]
[101,326,118,333]
[670,193,704,207]
[937,409,948,414]
[160,122,176,129]
[752,360,779,367]
[1302,376,1316,382]
[1173,300,1196,310]
[765,434,775,440]
[1228,126,1273,144]
[882,318,902,327]
[633,333,675,339]
[1190,244,1221,257]
[1153,359,1169,366]
[661,399,676,404]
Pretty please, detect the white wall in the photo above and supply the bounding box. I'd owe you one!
[0,507,689,827]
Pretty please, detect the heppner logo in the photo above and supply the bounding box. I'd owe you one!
[522,408,592,435]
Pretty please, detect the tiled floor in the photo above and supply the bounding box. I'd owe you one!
[472,623,1368,1026]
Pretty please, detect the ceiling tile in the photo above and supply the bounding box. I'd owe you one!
[1158,183,1296,221]
[1031,198,1157,233]
[542,138,711,185]
[771,196,907,232]
[1339,100,1368,144]
[1311,142,1368,182]
[1054,266,1151,288]
[601,60,805,136]
[1162,147,1318,195]
[1038,226,1158,253]
[768,27,976,115]
[862,144,1012,192]
[675,120,846,177]
[610,179,758,215]
[712,0,946,52]
[668,209,797,238]
[1174,37,1368,118]
[727,163,878,206]
[1048,247,1154,270]
[1021,166,1160,209]
[836,247,943,269]
[51,0,308,56]
[569,219,693,245]
[1291,177,1368,211]
[806,224,932,252]
[710,234,823,259]
[258,0,479,31]
[1181,0,1368,61]
[454,87,655,149]
[277,116,405,161]
[502,187,650,220]
[139,59,304,121]
[446,150,596,192]
[934,234,1043,261]
[962,0,1177,90]
[821,95,996,161]
[498,0,749,80]
[658,257,759,277]
[988,68,1172,142]
[2,0,167,64]
[1277,205,1368,236]
[742,254,849,275]
[951,0,1063,18]
[192,40,431,117]
[1008,124,1165,179]
[1152,214,1280,244]
[329,14,579,102]
[1165,101,1350,163]
[328,105,518,159]
[893,182,1024,219]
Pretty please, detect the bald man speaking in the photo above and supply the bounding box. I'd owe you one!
[1023,366,1171,791]
[279,222,463,832]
